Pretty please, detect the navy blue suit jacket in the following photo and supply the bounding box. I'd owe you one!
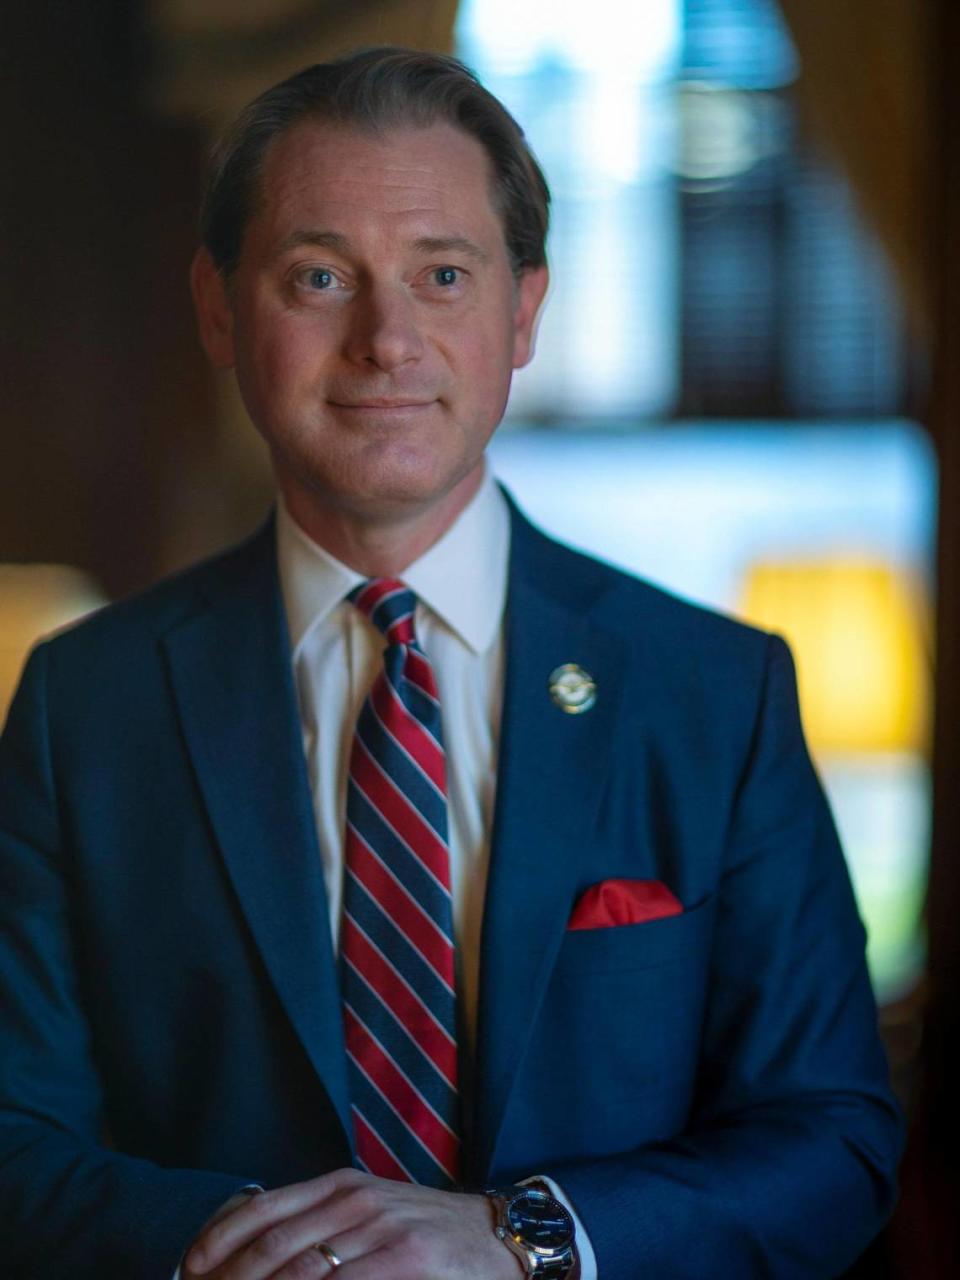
[0,500,901,1277]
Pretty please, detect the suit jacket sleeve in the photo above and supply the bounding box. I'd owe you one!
[0,645,248,1279]
[541,635,903,1278]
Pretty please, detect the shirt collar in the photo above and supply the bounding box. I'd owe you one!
[277,465,510,658]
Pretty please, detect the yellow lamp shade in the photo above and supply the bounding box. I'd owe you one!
[0,565,108,723]
[738,559,930,755]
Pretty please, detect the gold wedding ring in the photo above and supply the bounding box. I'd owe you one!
[312,1241,342,1268]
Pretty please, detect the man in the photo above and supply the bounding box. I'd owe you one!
[0,47,901,1279]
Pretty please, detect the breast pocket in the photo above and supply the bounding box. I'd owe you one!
[515,893,719,1161]
[553,890,717,977]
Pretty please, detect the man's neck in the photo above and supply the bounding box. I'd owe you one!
[279,467,485,577]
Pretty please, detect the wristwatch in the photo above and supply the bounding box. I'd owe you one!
[484,1185,577,1278]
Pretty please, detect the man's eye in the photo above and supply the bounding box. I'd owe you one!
[432,266,461,287]
[305,268,336,290]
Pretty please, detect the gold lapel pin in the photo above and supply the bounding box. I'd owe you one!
[548,663,597,714]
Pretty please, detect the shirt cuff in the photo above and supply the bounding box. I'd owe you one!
[519,1175,598,1280]
[171,1185,264,1279]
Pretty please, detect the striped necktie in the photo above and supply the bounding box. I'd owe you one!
[340,578,461,1188]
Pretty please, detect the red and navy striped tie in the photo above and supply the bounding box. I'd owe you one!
[340,578,461,1188]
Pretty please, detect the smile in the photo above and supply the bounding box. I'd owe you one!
[331,400,436,410]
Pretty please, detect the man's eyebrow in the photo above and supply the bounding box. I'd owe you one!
[273,229,352,257]
[410,236,490,263]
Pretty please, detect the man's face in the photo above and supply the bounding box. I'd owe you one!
[193,118,547,532]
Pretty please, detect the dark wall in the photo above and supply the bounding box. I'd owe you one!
[1,0,220,596]
[911,1,960,1274]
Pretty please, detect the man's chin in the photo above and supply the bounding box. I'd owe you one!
[340,471,480,526]
[282,458,483,531]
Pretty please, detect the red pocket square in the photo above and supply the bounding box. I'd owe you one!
[568,878,683,930]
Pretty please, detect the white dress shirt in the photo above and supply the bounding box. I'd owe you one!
[278,468,508,1060]
[176,467,598,1278]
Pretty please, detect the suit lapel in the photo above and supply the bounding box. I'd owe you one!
[159,505,627,1179]
[163,521,353,1150]
[472,509,627,1180]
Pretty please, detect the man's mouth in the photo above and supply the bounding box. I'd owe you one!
[330,398,436,409]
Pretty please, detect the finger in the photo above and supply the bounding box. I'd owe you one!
[200,1212,360,1280]
[200,1243,340,1280]
[260,1231,366,1280]
[262,1239,349,1280]
[317,1242,412,1280]
[286,1223,373,1276]
[283,1220,435,1280]
[187,1169,365,1274]
[218,1186,403,1280]
[310,1240,345,1272]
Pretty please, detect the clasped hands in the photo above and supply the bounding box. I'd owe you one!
[184,1168,523,1280]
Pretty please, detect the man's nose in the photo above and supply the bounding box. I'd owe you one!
[344,283,424,370]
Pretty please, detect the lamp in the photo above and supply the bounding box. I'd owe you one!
[0,565,107,723]
[738,558,930,755]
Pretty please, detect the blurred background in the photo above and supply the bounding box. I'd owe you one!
[1,0,958,1272]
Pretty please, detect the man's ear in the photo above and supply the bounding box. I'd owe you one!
[511,264,549,370]
[190,247,236,369]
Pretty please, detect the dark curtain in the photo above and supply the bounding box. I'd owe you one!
[776,3,959,1274]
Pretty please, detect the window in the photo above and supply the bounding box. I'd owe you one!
[458,0,932,1001]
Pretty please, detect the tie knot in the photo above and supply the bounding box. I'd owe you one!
[350,578,417,646]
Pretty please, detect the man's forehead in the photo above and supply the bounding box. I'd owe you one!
[258,118,498,215]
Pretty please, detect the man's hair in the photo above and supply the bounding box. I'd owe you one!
[200,46,550,278]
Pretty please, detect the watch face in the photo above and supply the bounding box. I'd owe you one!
[507,1191,574,1251]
